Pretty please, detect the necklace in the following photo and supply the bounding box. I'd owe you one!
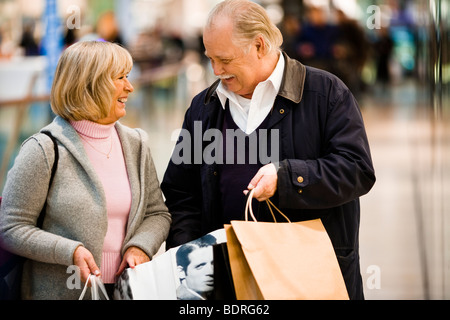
[80,134,113,159]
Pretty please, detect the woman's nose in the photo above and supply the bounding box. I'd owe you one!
[125,79,134,93]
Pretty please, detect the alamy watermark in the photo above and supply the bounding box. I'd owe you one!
[66,5,81,30]
[64,4,386,31]
[366,265,381,290]
[366,5,383,30]
[66,265,82,289]
[170,121,280,165]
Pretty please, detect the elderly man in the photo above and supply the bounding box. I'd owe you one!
[161,0,375,300]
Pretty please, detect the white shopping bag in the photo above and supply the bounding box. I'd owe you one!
[79,274,109,300]
[114,229,227,300]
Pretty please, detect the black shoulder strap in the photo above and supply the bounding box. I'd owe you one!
[36,132,59,228]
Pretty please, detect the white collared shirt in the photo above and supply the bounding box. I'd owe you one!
[216,52,285,134]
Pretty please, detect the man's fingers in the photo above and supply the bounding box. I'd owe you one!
[247,172,263,190]
[244,164,278,201]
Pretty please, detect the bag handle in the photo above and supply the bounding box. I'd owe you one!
[36,132,59,228]
[244,189,291,223]
[79,274,110,300]
[0,133,58,229]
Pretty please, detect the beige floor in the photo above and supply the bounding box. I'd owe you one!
[358,84,426,299]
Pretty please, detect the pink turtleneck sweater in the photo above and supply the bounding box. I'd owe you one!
[71,120,132,284]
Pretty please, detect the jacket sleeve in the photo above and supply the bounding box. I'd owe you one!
[277,87,376,210]
[161,104,204,249]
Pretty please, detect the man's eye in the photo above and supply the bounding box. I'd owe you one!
[195,263,206,270]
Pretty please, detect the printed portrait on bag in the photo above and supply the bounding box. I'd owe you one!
[113,229,226,300]
[175,234,217,300]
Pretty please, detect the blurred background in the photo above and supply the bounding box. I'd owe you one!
[0,0,448,299]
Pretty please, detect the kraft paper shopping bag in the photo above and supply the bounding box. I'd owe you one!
[225,190,349,300]
[225,224,264,300]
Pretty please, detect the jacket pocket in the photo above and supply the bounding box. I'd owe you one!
[334,248,364,300]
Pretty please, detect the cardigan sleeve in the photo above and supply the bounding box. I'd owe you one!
[0,135,83,266]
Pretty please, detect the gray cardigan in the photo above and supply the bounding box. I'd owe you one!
[0,116,171,299]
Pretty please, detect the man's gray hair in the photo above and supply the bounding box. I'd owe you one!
[205,0,283,54]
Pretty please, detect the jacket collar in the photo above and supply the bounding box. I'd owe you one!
[203,51,306,105]
[278,52,306,104]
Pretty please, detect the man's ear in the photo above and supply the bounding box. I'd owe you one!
[177,265,186,280]
[254,34,266,58]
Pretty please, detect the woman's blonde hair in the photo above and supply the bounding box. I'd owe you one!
[51,41,133,122]
[205,0,283,54]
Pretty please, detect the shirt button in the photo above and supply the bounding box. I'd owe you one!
[279,109,285,114]
[298,189,303,194]
[213,171,218,176]
[297,176,304,183]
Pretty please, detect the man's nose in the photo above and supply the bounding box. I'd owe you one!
[211,60,224,76]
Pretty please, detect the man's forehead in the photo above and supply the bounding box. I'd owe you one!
[203,49,233,59]
[203,35,236,58]
[206,14,233,31]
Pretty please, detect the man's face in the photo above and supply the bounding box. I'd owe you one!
[203,18,263,99]
[185,247,214,295]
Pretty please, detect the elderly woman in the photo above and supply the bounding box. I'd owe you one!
[0,41,171,299]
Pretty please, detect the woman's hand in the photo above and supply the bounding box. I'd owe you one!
[116,246,150,277]
[73,245,101,285]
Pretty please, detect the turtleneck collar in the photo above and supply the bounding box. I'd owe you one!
[70,119,115,139]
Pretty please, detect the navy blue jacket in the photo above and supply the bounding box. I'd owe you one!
[161,52,376,299]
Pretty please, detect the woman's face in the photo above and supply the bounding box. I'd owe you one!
[96,72,134,125]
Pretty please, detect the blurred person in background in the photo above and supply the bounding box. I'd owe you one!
[162,0,375,300]
[19,23,40,56]
[373,26,394,87]
[0,26,15,59]
[79,11,123,44]
[279,14,302,61]
[332,9,370,97]
[0,41,171,299]
[96,11,123,44]
[295,5,338,71]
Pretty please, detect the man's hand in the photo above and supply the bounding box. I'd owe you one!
[244,163,278,201]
